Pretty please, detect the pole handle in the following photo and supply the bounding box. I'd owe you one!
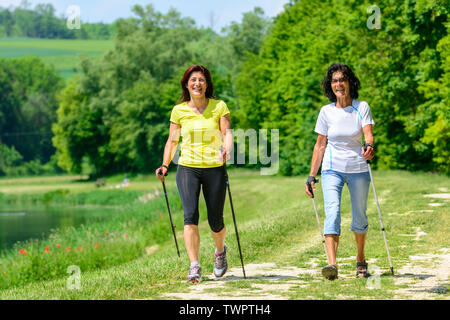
[363,143,374,164]
[306,176,319,198]
[157,168,168,177]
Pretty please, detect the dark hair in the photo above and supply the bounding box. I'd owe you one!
[179,65,215,103]
[321,63,360,102]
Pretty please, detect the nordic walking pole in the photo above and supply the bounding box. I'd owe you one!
[158,168,181,258]
[306,178,328,257]
[223,165,247,279]
[364,145,394,275]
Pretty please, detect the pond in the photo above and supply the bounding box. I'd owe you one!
[0,206,113,252]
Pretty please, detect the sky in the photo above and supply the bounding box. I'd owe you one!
[0,0,290,31]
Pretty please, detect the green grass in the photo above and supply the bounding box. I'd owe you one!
[0,169,448,299]
[0,37,114,79]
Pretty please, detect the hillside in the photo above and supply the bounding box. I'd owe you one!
[0,37,114,79]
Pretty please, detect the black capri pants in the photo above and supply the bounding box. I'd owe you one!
[176,165,226,233]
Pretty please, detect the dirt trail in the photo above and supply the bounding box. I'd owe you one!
[162,248,449,300]
[163,263,316,300]
[393,248,449,299]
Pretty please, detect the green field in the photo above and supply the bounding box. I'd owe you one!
[0,169,448,300]
[0,37,114,79]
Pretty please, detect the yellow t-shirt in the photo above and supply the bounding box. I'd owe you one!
[170,99,230,168]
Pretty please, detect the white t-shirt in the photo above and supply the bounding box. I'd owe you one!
[314,99,374,173]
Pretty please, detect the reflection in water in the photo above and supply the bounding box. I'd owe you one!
[0,207,111,252]
[0,212,26,216]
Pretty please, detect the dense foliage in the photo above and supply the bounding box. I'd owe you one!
[0,57,64,175]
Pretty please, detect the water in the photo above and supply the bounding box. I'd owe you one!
[0,206,113,252]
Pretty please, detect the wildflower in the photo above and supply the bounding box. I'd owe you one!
[56,244,60,248]
[19,249,26,255]
[66,247,71,252]
[78,247,83,251]
[95,243,98,248]
[104,232,109,236]
[124,233,128,238]
[45,246,49,253]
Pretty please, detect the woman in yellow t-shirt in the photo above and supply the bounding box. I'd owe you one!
[155,65,233,283]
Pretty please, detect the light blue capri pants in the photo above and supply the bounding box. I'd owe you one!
[321,170,371,235]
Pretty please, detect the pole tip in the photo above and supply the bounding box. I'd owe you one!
[390,267,394,276]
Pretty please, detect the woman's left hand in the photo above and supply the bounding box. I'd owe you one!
[362,145,375,161]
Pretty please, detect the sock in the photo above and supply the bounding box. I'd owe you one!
[190,261,199,267]
[215,248,224,256]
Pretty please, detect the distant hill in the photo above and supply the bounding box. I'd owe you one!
[0,37,114,79]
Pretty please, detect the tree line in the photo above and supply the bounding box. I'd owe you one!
[0,2,114,39]
[0,1,448,177]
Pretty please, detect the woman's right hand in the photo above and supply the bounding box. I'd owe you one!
[155,166,168,182]
[305,176,318,198]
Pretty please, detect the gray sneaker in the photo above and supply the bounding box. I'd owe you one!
[322,264,338,280]
[213,245,228,278]
[187,264,202,283]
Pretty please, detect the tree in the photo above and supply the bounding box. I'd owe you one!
[0,57,63,164]
[224,7,272,58]
[417,20,450,174]
[0,9,14,36]
[0,144,23,176]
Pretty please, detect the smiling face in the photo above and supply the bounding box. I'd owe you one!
[331,71,350,100]
[187,71,208,99]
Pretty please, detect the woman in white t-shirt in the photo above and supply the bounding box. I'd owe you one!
[304,63,375,280]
